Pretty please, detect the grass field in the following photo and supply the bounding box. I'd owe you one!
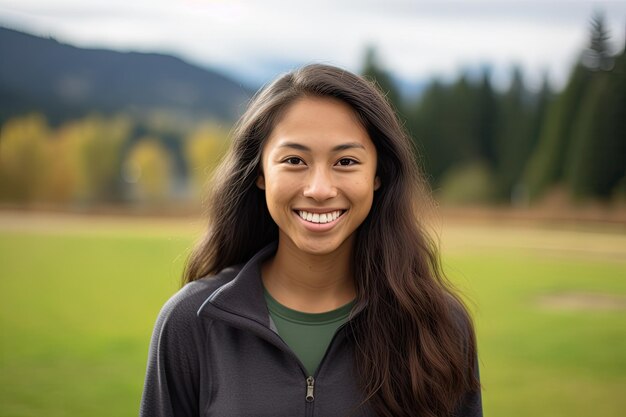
[0,212,625,417]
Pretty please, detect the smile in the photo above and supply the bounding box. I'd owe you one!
[296,210,345,224]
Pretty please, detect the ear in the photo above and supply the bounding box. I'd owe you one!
[374,176,381,191]
[256,173,266,190]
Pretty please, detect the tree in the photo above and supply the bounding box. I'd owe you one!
[582,11,614,71]
[75,115,131,202]
[408,73,496,193]
[407,80,452,184]
[43,123,83,203]
[184,122,229,199]
[0,114,50,202]
[564,48,626,200]
[493,67,535,201]
[124,137,173,202]
[522,63,593,201]
[361,46,403,114]
[475,70,498,169]
[513,76,553,206]
[528,76,553,151]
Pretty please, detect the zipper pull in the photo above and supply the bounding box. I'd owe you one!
[305,376,315,402]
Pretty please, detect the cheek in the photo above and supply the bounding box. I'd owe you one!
[359,178,377,206]
[350,178,375,199]
[264,172,298,207]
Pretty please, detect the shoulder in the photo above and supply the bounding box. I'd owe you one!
[445,293,477,351]
[154,266,242,331]
[446,295,482,416]
[141,268,243,417]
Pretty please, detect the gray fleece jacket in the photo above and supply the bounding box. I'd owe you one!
[140,242,482,417]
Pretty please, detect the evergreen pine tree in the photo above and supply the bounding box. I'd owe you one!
[514,75,553,205]
[582,11,614,71]
[447,75,478,162]
[407,80,451,184]
[494,67,535,201]
[522,63,593,201]
[564,47,626,200]
[475,69,498,169]
[361,46,403,114]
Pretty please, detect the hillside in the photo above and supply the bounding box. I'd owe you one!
[0,26,253,124]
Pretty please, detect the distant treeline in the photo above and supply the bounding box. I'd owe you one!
[0,13,624,207]
[364,12,625,206]
[0,113,229,204]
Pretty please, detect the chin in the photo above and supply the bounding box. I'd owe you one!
[293,236,351,256]
[299,245,338,256]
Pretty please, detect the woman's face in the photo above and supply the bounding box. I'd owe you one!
[257,96,380,256]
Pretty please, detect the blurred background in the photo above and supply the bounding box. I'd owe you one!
[0,1,625,416]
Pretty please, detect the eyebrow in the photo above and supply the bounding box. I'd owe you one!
[278,141,366,152]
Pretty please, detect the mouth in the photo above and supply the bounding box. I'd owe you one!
[295,209,346,224]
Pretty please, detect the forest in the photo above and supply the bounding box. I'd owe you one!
[0,13,624,208]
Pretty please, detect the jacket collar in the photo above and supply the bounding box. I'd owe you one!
[197,241,278,328]
[197,240,365,331]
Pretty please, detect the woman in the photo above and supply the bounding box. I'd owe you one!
[140,64,482,417]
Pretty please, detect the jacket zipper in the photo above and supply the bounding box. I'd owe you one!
[306,376,315,402]
[302,320,351,413]
[207,301,358,414]
[205,303,320,407]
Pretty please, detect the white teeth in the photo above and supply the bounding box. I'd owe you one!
[297,210,343,224]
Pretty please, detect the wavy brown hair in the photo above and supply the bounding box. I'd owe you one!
[183,64,480,417]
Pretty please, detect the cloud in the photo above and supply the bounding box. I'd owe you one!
[0,0,624,89]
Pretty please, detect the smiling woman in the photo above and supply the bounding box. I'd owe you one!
[140,64,482,417]
[257,97,380,260]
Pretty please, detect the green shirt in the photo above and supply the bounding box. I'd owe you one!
[264,288,355,376]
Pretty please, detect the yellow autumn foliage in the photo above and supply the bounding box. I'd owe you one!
[184,122,229,199]
[124,137,173,202]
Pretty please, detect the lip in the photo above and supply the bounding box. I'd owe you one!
[292,209,346,232]
[293,208,346,213]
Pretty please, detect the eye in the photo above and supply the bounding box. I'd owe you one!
[336,158,357,166]
[284,157,304,165]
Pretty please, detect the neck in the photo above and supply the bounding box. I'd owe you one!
[262,237,356,313]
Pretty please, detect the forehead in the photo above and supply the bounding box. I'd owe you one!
[264,96,374,152]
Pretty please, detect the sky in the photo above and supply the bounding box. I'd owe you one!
[1,0,625,92]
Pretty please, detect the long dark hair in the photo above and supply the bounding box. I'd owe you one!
[184,64,480,417]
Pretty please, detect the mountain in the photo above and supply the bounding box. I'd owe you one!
[0,26,253,124]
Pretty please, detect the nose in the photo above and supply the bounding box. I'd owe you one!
[302,167,337,201]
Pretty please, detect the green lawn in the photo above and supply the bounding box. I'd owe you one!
[0,216,624,416]
[449,249,626,416]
